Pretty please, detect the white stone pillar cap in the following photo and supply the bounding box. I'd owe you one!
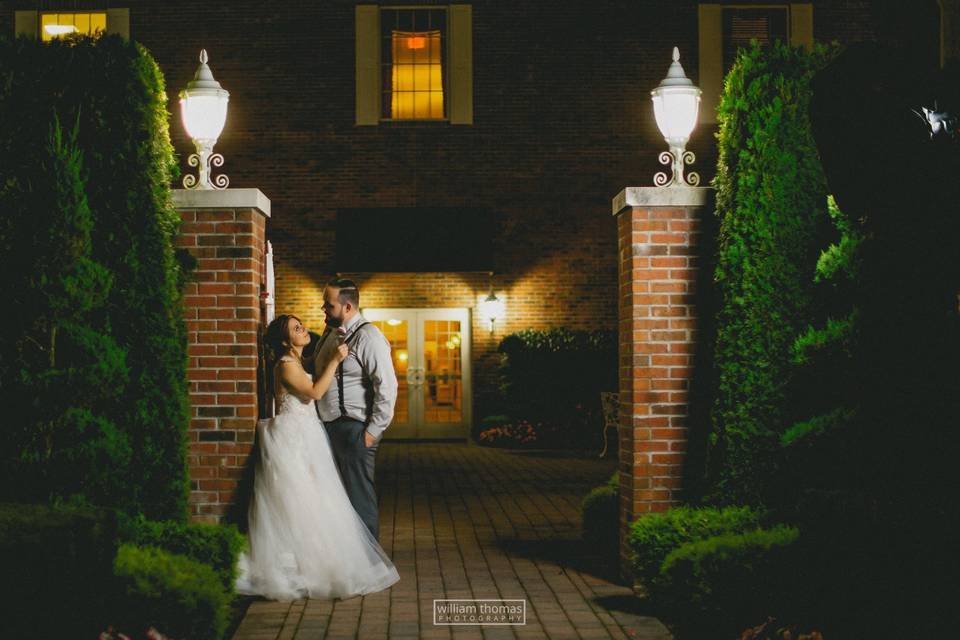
[171,188,271,218]
[612,186,711,216]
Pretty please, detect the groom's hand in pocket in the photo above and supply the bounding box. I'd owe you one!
[363,431,376,448]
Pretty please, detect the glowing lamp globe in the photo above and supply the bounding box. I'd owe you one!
[180,50,230,189]
[479,291,506,333]
[650,47,702,187]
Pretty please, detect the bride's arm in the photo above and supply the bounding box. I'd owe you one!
[279,344,349,400]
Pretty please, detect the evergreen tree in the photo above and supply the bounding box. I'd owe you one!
[0,116,130,505]
[706,42,838,505]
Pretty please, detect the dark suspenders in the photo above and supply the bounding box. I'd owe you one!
[335,322,370,419]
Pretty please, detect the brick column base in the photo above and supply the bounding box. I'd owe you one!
[612,186,712,582]
[173,189,271,523]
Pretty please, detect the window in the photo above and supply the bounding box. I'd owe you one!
[722,7,789,73]
[381,8,446,120]
[39,12,107,41]
[356,4,473,125]
[14,9,129,40]
[698,3,812,124]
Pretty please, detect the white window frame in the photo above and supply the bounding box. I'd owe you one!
[14,9,129,40]
[698,3,812,124]
[356,4,473,125]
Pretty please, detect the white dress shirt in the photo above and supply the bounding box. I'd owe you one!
[313,313,398,440]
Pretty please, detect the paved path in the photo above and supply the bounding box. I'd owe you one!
[230,443,672,640]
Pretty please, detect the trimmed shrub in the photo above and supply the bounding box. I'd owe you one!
[707,41,840,505]
[0,503,118,637]
[627,505,766,589]
[496,328,616,447]
[113,544,230,640]
[581,471,619,552]
[658,525,802,635]
[119,514,246,594]
[0,34,189,519]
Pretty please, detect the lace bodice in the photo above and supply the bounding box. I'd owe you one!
[274,356,316,416]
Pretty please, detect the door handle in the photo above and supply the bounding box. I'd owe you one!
[406,368,426,387]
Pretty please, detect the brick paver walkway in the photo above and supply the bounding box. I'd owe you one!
[230,443,672,640]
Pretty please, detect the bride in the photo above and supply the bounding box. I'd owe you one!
[235,313,400,600]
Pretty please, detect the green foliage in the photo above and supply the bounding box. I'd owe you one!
[581,484,618,551]
[0,503,118,636]
[0,34,189,519]
[627,505,766,589]
[496,328,616,447]
[605,471,619,490]
[113,543,230,640]
[119,513,246,594]
[0,110,130,506]
[707,41,840,505]
[658,525,802,635]
[813,196,864,286]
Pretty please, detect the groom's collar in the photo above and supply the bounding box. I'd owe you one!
[343,313,365,333]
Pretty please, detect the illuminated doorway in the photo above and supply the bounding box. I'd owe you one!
[363,308,471,439]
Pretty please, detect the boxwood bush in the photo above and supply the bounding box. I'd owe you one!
[657,525,802,635]
[113,543,230,640]
[0,503,118,637]
[496,328,616,447]
[119,513,246,594]
[627,504,766,590]
[581,471,619,553]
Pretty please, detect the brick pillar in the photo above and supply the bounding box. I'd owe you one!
[612,186,711,581]
[172,189,271,523]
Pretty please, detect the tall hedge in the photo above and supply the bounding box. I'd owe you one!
[706,41,838,505]
[0,34,189,519]
[0,117,130,507]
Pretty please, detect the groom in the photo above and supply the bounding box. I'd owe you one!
[310,278,397,540]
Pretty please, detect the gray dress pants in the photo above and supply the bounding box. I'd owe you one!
[323,416,380,540]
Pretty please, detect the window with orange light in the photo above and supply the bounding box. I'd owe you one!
[39,12,107,41]
[381,8,446,120]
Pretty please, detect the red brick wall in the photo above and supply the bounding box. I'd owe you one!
[0,1,889,426]
[176,204,267,523]
[615,192,706,577]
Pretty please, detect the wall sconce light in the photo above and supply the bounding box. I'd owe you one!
[651,47,702,187]
[479,277,505,334]
[180,49,230,189]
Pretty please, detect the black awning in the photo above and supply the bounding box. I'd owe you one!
[335,207,493,272]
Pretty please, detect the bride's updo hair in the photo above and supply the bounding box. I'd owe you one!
[264,314,301,362]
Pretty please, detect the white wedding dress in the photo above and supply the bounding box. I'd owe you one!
[235,356,400,600]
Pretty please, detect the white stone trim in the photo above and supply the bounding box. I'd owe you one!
[612,186,712,216]
[171,188,271,218]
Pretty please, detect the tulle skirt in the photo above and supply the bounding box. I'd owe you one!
[235,405,399,601]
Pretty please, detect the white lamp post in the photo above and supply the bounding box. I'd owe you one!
[651,47,702,187]
[180,50,230,189]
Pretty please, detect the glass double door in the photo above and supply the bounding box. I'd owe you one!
[363,308,471,439]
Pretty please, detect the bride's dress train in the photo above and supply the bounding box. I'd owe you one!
[235,357,399,600]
